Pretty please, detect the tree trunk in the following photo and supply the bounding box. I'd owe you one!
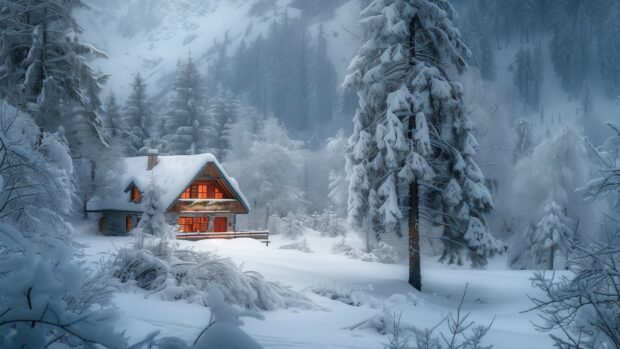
[549,245,555,270]
[407,14,422,291]
[408,179,421,290]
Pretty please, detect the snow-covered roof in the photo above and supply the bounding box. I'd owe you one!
[86,153,249,213]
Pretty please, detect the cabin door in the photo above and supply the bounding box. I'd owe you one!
[214,217,228,233]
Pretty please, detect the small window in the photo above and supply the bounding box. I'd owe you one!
[214,187,224,199]
[192,217,208,232]
[131,186,142,202]
[178,217,208,232]
[178,217,192,232]
[181,187,191,199]
[126,216,133,232]
[198,183,208,199]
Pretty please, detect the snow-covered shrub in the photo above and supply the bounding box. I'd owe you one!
[347,286,493,349]
[309,284,379,308]
[0,103,129,347]
[304,210,347,237]
[332,239,398,264]
[527,232,620,349]
[268,212,306,238]
[346,308,412,336]
[279,238,313,253]
[111,237,316,311]
[193,288,265,349]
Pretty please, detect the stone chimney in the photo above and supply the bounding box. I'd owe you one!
[147,149,158,170]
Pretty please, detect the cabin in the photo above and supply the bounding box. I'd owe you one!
[86,150,267,241]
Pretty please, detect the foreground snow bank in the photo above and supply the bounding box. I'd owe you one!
[75,228,558,349]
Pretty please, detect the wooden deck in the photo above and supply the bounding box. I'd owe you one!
[176,231,269,242]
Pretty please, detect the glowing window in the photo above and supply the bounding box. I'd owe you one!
[178,217,209,232]
[178,217,192,232]
[198,183,208,199]
[125,216,133,232]
[181,188,191,199]
[131,187,142,202]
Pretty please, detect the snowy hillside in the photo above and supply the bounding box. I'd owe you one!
[77,0,362,103]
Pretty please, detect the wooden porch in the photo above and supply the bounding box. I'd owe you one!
[176,230,269,243]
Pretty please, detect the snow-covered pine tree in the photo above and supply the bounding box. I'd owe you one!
[549,2,591,96]
[208,86,241,160]
[327,130,349,218]
[103,94,123,139]
[531,41,544,109]
[460,1,496,81]
[136,175,175,257]
[345,0,504,290]
[124,73,152,155]
[599,2,620,97]
[0,0,108,138]
[309,24,338,129]
[509,44,542,111]
[139,176,173,240]
[515,201,571,270]
[0,102,129,348]
[163,55,214,155]
[103,93,135,155]
[513,118,533,162]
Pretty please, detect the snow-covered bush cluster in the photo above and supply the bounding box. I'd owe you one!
[347,286,493,349]
[309,284,380,308]
[112,234,316,311]
[332,239,399,264]
[268,213,306,239]
[269,210,347,239]
[297,211,347,237]
[279,238,313,253]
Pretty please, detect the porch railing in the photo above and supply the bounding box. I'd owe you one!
[176,230,269,241]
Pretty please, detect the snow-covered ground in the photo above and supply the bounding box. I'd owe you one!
[75,222,557,348]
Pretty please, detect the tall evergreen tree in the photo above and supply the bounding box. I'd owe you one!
[310,25,338,129]
[208,85,241,160]
[512,201,571,270]
[345,0,504,290]
[460,1,496,80]
[550,2,591,96]
[163,55,214,155]
[124,73,151,154]
[599,2,620,97]
[513,118,534,162]
[0,0,108,138]
[509,43,543,110]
